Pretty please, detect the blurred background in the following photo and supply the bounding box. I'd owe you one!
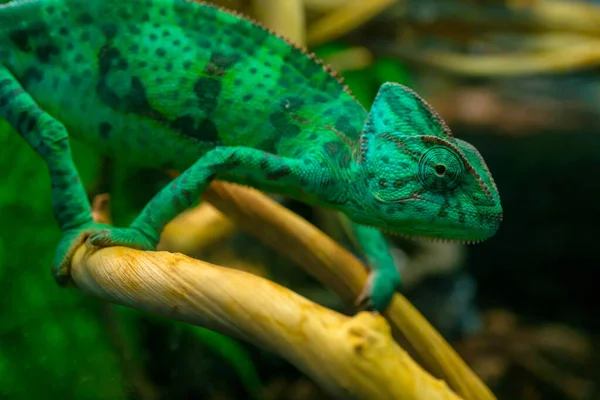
[1,0,600,399]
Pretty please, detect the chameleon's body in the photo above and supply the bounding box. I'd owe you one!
[0,0,502,310]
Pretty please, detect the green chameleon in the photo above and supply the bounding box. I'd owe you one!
[0,0,502,311]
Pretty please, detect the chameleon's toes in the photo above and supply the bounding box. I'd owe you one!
[355,291,375,312]
[355,270,400,312]
[51,222,111,285]
[87,227,156,251]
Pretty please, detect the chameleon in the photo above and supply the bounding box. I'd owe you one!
[0,0,502,311]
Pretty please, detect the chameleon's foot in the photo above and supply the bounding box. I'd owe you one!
[52,221,111,285]
[52,223,157,285]
[355,269,401,312]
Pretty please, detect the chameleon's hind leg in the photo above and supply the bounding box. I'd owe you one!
[87,146,309,254]
[0,66,115,284]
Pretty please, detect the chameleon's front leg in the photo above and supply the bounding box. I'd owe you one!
[0,66,103,284]
[87,147,307,262]
[351,223,402,311]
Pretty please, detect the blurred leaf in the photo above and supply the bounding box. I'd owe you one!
[0,121,127,399]
[190,326,263,399]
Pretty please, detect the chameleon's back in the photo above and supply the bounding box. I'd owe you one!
[1,0,366,169]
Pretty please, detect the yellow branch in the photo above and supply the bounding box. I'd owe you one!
[399,38,600,76]
[70,243,462,400]
[306,0,398,46]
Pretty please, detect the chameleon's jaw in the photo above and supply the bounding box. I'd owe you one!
[353,208,502,244]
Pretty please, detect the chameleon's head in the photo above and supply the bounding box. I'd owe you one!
[350,82,502,243]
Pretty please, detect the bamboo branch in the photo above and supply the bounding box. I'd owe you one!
[392,37,600,76]
[306,0,398,46]
[70,242,462,400]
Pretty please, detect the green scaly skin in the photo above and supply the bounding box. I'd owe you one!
[0,0,502,311]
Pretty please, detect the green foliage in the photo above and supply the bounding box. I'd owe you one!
[0,120,128,399]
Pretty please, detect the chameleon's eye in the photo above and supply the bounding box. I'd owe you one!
[418,147,464,191]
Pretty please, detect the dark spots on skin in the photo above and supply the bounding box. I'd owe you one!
[230,36,244,48]
[320,178,335,189]
[339,151,352,168]
[334,116,358,138]
[80,31,91,41]
[35,44,61,63]
[260,159,269,170]
[388,204,404,214]
[381,156,389,163]
[159,8,167,16]
[233,78,243,87]
[97,45,164,121]
[173,39,181,47]
[183,60,192,70]
[78,12,93,24]
[268,165,292,181]
[270,111,300,138]
[99,122,112,140]
[74,53,84,63]
[308,134,317,140]
[458,211,466,223]
[20,66,44,86]
[313,93,329,103]
[102,24,118,39]
[166,62,173,72]
[15,110,35,132]
[46,6,56,15]
[95,42,225,145]
[478,213,486,225]
[197,38,211,48]
[58,27,68,36]
[129,25,141,35]
[323,141,341,156]
[221,157,242,170]
[242,94,253,101]
[69,75,81,86]
[249,67,258,74]
[119,9,131,20]
[204,52,240,77]
[9,23,48,52]
[168,116,221,143]
[438,207,448,218]
[197,119,219,142]
[379,179,387,188]
[150,33,158,41]
[155,48,167,57]
[193,77,221,114]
